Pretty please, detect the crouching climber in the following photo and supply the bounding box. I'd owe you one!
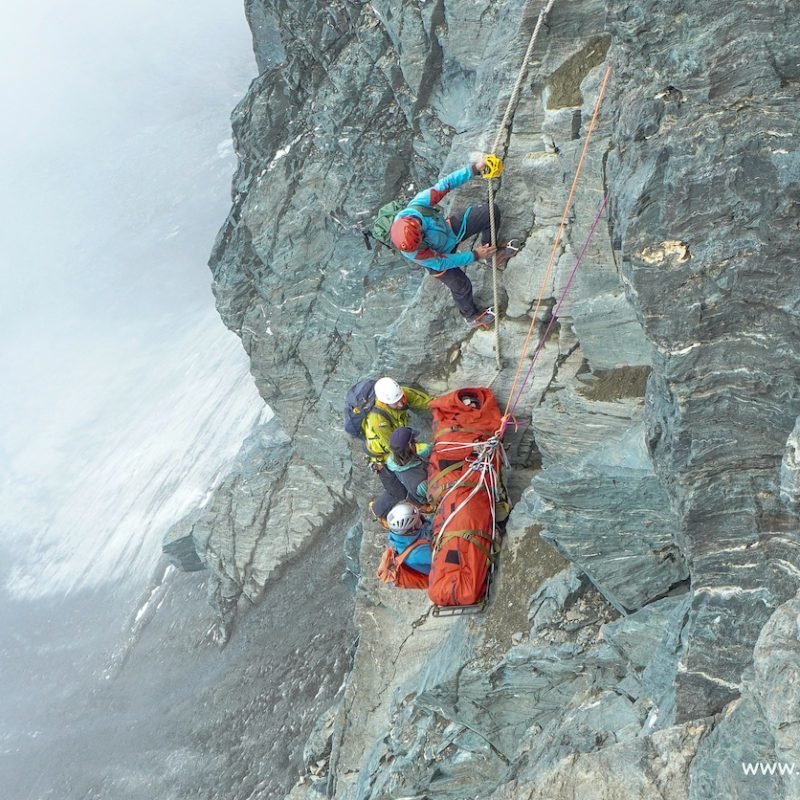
[360,377,432,523]
[386,426,431,507]
[389,157,517,329]
[376,502,433,589]
[387,502,432,574]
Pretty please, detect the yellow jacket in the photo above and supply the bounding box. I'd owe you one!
[363,386,432,463]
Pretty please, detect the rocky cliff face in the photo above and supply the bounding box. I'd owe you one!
[172,0,800,796]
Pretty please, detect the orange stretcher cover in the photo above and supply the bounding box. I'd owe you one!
[427,388,502,607]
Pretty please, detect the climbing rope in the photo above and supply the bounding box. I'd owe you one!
[491,0,558,156]
[506,193,609,420]
[499,65,612,436]
[430,437,503,553]
[483,0,557,367]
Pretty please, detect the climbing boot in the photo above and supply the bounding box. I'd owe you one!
[466,307,496,329]
[368,500,390,530]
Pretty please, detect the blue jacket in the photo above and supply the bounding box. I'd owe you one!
[396,164,477,272]
[388,522,432,575]
[386,443,431,502]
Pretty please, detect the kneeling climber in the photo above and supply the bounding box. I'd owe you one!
[386,426,431,507]
[364,377,432,523]
[386,502,432,575]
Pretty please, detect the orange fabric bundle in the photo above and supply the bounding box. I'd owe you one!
[376,541,430,589]
[427,388,503,607]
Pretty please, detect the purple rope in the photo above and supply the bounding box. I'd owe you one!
[503,194,610,431]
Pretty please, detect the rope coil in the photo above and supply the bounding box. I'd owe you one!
[430,437,505,550]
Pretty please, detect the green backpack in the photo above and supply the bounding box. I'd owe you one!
[370,201,440,249]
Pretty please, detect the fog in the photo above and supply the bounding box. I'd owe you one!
[0,0,264,595]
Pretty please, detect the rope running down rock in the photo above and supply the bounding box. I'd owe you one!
[486,0,557,367]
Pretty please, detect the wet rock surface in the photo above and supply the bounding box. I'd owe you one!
[162,0,800,797]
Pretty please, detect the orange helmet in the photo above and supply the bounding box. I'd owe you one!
[389,216,422,251]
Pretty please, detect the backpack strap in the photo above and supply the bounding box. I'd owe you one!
[433,425,492,441]
[395,537,430,567]
[434,528,496,561]
[428,460,465,486]
[407,202,440,219]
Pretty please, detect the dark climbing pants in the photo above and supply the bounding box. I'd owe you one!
[372,467,409,519]
[448,202,501,246]
[433,268,479,318]
[431,202,502,318]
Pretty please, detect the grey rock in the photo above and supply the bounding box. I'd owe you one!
[530,348,647,468]
[193,0,800,795]
[606,0,800,717]
[161,513,206,572]
[751,591,800,769]
[533,411,687,613]
[303,696,340,773]
[571,290,653,369]
[639,593,692,732]
[601,595,689,673]
[244,0,286,74]
[780,416,800,512]
[490,719,711,800]
[685,591,800,800]
[527,565,590,635]
[535,454,687,613]
[341,520,363,595]
[688,696,782,800]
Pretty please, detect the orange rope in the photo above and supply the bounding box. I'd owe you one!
[500,65,612,427]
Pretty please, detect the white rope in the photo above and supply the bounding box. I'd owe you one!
[431,438,502,551]
[491,0,557,155]
[434,470,490,552]
[485,0,557,365]
[432,458,485,510]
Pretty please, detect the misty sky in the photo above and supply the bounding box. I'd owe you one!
[0,1,265,587]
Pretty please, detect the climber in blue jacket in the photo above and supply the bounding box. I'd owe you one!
[386,426,431,504]
[389,158,516,328]
[386,502,432,575]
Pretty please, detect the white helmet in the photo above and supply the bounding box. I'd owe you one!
[374,377,403,405]
[386,502,420,534]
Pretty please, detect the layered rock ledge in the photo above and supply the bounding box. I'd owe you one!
[165,0,800,797]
